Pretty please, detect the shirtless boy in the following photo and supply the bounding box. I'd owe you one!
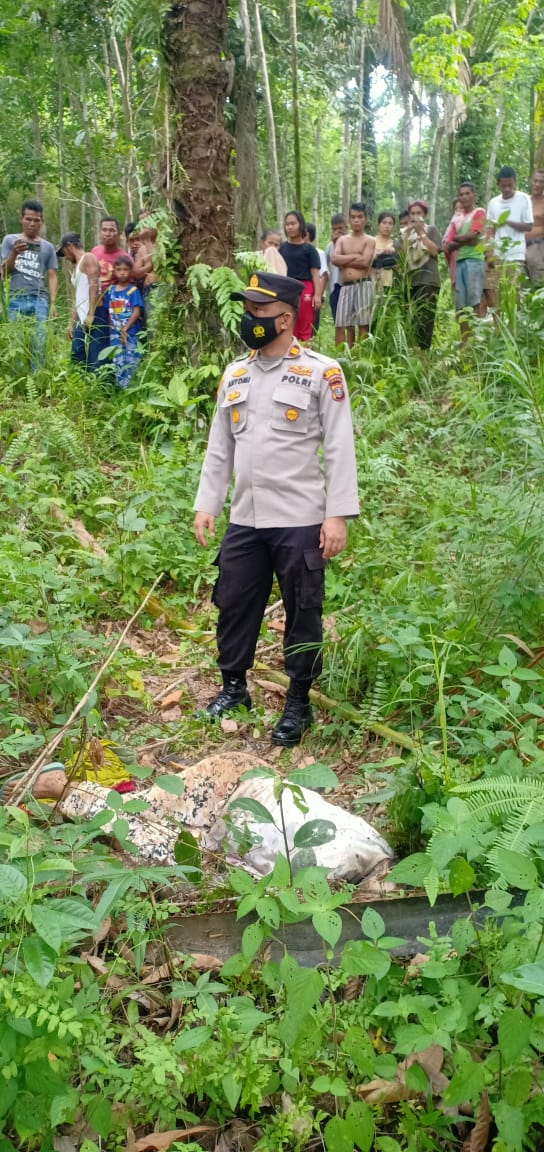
[526,171,544,285]
[332,202,376,346]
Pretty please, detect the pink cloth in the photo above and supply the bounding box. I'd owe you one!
[91,245,130,294]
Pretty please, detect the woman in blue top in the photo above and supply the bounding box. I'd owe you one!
[104,255,144,388]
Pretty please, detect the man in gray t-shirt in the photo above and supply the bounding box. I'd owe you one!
[1,199,58,367]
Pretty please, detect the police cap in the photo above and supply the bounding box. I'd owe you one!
[231,271,304,308]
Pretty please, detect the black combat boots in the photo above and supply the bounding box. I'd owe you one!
[206,673,252,718]
[271,679,313,746]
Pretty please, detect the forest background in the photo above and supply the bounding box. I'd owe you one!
[4,4,544,1150]
[2,0,544,258]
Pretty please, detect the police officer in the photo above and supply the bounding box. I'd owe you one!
[194,271,359,746]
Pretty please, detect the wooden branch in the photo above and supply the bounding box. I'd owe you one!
[253,663,417,751]
[7,577,164,807]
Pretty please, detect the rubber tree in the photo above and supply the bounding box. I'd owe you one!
[163,0,234,270]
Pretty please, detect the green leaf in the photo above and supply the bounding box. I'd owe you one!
[405,1063,429,1093]
[174,829,201,870]
[154,774,185,796]
[0,863,27,902]
[293,819,337,848]
[341,1027,375,1076]
[229,867,256,895]
[22,934,56,988]
[312,909,342,948]
[494,848,538,890]
[174,1025,212,1052]
[493,1101,524,1148]
[241,921,265,960]
[52,898,98,935]
[240,767,277,780]
[448,857,475,896]
[13,1093,48,1138]
[342,940,391,980]
[256,896,281,928]
[498,1006,531,1065]
[0,1079,17,1121]
[505,1068,532,1107]
[345,1101,375,1151]
[325,1116,353,1152]
[221,953,249,978]
[388,853,429,887]
[86,1097,112,1139]
[31,905,62,953]
[287,764,338,790]
[361,907,385,941]
[50,1090,79,1128]
[501,962,544,996]
[229,797,276,823]
[282,959,323,1018]
[222,1072,241,1111]
[229,997,269,1033]
[498,645,517,672]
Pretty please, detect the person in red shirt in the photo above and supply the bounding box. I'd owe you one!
[91,216,129,365]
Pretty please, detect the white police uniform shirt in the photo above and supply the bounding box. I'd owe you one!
[194,341,360,528]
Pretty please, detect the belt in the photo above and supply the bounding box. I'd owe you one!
[526,237,544,247]
[343,277,371,284]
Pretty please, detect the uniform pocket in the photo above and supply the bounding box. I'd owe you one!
[298,548,327,609]
[221,381,250,434]
[271,384,311,434]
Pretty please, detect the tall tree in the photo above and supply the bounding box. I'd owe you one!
[289,0,302,209]
[163,0,234,270]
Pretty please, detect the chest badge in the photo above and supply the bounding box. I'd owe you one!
[232,366,249,378]
[232,409,241,424]
[286,408,299,421]
[227,390,241,401]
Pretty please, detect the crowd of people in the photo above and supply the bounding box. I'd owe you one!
[259,165,544,350]
[0,203,158,384]
[1,166,542,381]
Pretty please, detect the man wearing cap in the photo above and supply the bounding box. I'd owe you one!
[194,271,360,746]
[56,233,100,371]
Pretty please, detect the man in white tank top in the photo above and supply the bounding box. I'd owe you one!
[56,233,100,371]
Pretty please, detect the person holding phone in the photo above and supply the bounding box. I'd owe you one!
[1,199,58,368]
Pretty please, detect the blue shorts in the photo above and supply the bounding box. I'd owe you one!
[455,258,484,311]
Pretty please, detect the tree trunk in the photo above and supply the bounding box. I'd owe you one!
[72,78,104,238]
[312,120,321,223]
[341,110,350,218]
[234,0,260,239]
[429,120,445,222]
[355,29,366,202]
[32,111,45,226]
[399,89,410,200]
[163,1,234,270]
[485,102,506,203]
[252,0,284,227]
[109,30,145,217]
[289,0,302,209]
[534,86,544,169]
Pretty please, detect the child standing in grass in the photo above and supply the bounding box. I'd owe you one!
[104,255,143,388]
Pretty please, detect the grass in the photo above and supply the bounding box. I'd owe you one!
[1,282,544,811]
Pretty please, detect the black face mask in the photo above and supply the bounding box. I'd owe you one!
[240,311,280,350]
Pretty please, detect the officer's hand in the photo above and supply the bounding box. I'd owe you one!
[320,517,347,560]
[194,511,216,547]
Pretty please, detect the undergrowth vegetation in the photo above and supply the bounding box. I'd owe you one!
[2,276,544,1150]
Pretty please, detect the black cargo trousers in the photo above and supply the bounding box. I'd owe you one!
[212,523,327,682]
